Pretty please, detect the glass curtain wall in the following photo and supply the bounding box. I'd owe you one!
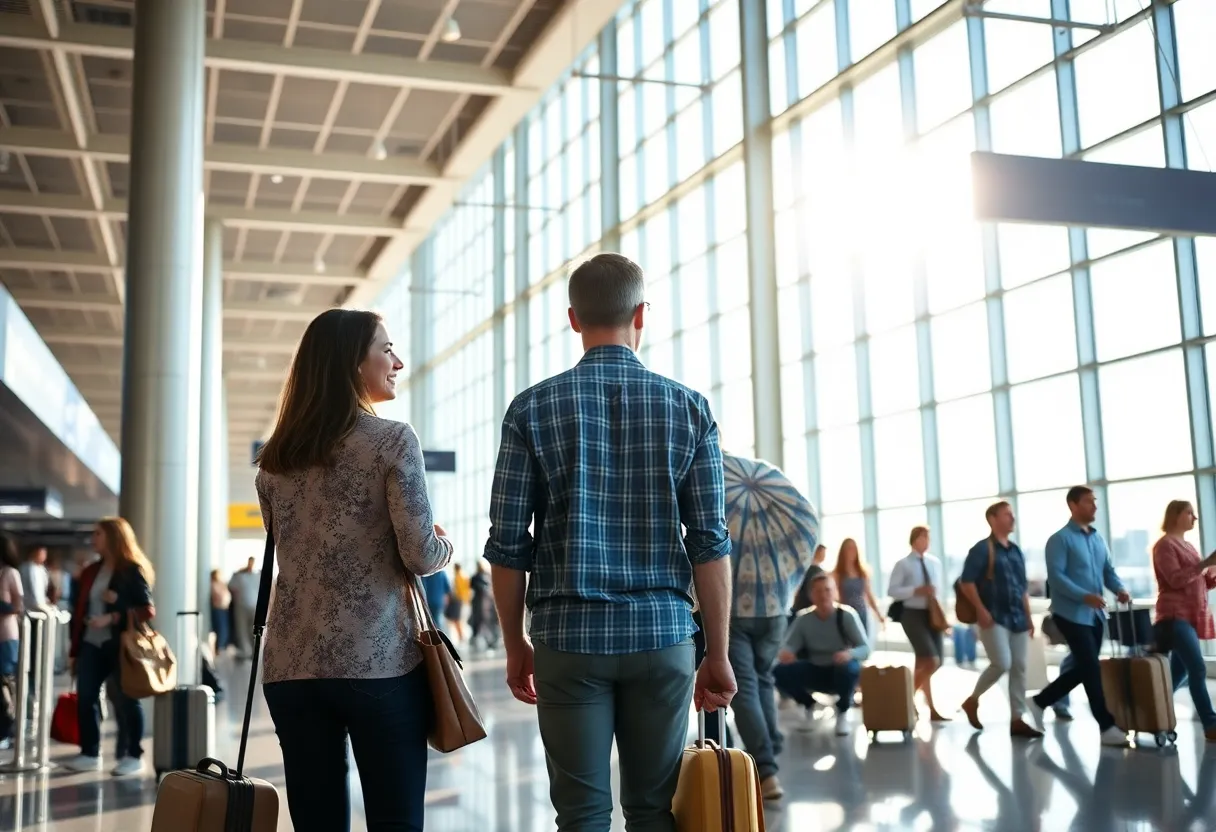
[380,0,1216,596]
[772,0,1216,594]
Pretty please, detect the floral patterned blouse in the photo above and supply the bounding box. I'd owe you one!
[255,413,453,683]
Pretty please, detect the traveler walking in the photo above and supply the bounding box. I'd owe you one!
[209,569,231,653]
[888,526,950,722]
[1152,500,1216,741]
[227,558,258,659]
[0,534,22,749]
[957,501,1042,738]
[830,538,884,637]
[446,563,470,641]
[485,253,737,832]
[255,308,453,831]
[719,451,819,801]
[65,517,156,776]
[1026,486,1130,746]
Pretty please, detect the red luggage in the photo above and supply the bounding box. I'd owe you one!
[50,691,79,745]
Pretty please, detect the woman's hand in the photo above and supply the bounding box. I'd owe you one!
[88,614,112,629]
[102,589,118,604]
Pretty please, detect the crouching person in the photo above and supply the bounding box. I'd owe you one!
[773,573,870,736]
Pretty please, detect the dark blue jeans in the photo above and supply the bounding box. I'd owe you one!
[773,659,861,712]
[1032,616,1114,731]
[263,666,431,832]
[77,640,144,758]
[1165,618,1216,730]
[210,606,230,650]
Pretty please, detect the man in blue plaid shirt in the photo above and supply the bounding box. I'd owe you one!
[484,252,737,831]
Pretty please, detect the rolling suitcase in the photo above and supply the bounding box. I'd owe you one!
[151,535,280,831]
[153,611,216,780]
[860,664,916,741]
[1100,603,1177,747]
[672,710,766,832]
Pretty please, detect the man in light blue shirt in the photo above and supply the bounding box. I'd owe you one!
[1027,486,1130,746]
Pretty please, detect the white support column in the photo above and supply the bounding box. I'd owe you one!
[198,217,226,625]
[119,0,206,629]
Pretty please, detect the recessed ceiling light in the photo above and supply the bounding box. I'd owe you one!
[372,139,388,161]
[270,173,284,184]
[442,17,461,43]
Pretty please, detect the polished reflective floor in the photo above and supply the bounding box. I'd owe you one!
[1,651,1212,830]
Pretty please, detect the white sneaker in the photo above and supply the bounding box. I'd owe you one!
[63,754,102,772]
[796,708,817,733]
[111,756,145,777]
[835,711,852,736]
[1100,726,1129,747]
[1027,699,1045,731]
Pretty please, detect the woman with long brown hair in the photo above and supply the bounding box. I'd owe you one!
[831,538,884,637]
[66,517,156,776]
[255,308,452,831]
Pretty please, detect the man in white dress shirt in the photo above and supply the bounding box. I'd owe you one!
[887,526,949,722]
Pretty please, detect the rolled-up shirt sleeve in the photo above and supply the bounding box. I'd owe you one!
[677,417,731,565]
[484,407,539,572]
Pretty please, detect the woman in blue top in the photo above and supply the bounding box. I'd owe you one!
[957,501,1041,738]
[830,538,884,638]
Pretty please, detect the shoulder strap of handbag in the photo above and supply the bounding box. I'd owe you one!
[236,531,275,776]
[985,537,996,581]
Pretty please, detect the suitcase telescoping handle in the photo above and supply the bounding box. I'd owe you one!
[1107,599,1138,657]
[695,708,727,749]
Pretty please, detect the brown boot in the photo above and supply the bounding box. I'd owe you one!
[1011,718,1044,739]
[961,697,983,731]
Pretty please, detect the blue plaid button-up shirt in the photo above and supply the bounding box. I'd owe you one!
[484,345,732,655]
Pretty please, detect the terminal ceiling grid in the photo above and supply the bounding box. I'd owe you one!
[0,0,567,465]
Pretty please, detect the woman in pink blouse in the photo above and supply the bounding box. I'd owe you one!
[1153,500,1216,740]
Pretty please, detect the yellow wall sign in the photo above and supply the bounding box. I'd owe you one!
[228,503,263,530]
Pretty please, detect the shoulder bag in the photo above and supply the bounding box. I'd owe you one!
[120,608,177,700]
[924,558,950,633]
[953,538,995,626]
[405,574,487,752]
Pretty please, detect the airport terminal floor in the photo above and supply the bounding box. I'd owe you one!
[0,648,1209,831]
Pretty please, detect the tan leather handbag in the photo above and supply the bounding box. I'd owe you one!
[406,576,487,752]
[120,611,177,700]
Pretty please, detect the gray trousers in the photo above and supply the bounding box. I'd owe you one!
[231,605,254,656]
[534,639,695,832]
[727,616,786,779]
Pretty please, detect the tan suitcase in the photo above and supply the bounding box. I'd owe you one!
[673,711,766,832]
[152,534,281,830]
[1100,652,1177,746]
[860,665,916,741]
[151,757,278,831]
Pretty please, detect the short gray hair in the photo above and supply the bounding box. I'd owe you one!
[568,253,645,328]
